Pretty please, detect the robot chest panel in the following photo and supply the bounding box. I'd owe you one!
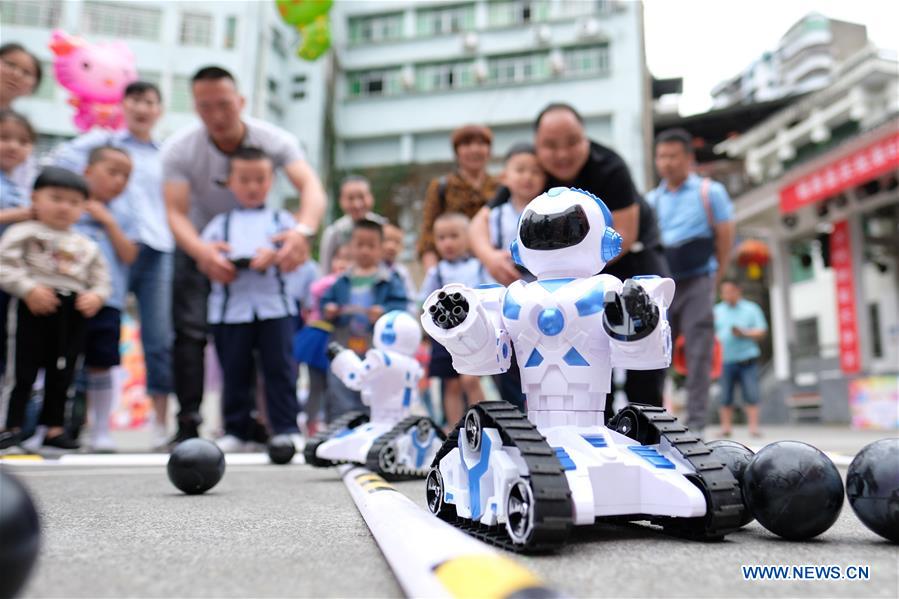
[502,277,610,348]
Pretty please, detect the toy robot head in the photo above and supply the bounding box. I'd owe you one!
[373,311,421,355]
[511,187,622,278]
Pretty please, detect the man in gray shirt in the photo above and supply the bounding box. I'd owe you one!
[162,66,325,444]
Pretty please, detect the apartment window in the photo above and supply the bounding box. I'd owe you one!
[347,69,403,98]
[272,28,287,59]
[0,0,61,28]
[267,100,284,119]
[789,241,815,284]
[415,61,475,92]
[416,4,475,37]
[82,2,162,40]
[267,78,279,94]
[348,12,403,44]
[488,1,549,27]
[223,16,238,49]
[180,13,212,47]
[563,45,610,77]
[170,75,192,113]
[292,74,307,100]
[137,71,162,86]
[487,52,550,85]
[558,0,603,18]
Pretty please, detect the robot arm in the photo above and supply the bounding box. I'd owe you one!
[420,283,512,376]
[603,277,674,370]
[328,342,370,392]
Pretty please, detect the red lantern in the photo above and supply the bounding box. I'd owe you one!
[736,239,770,280]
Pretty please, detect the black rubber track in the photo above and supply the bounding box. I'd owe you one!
[428,400,573,553]
[607,404,745,540]
[365,415,446,481]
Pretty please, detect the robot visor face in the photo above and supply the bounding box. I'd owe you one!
[520,204,590,250]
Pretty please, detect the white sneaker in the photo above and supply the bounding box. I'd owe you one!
[90,434,117,453]
[20,426,46,453]
[214,434,247,453]
[151,425,169,451]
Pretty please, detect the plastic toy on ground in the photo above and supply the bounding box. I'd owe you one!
[167,438,226,495]
[742,440,844,540]
[421,187,746,552]
[845,438,899,542]
[0,472,40,598]
[304,311,445,479]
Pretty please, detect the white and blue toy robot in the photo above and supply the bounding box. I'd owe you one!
[420,187,744,551]
[304,311,445,479]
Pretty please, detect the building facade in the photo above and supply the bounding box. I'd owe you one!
[329,0,651,183]
[716,45,898,428]
[711,13,868,109]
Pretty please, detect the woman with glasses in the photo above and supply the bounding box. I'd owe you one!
[0,43,42,110]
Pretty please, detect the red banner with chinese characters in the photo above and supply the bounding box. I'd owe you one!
[780,131,899,213]
[830,220,861,374]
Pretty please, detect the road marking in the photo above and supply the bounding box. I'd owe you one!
[339,465,566,599]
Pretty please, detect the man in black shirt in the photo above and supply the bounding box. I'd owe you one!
[469,103,669,415]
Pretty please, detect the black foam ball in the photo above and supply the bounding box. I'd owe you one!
[706,439,755,527]
[742,441,843,540]
[267,435,296,465]
[167,439,225,494]
[846,438,899,543]
[0,472,40,598]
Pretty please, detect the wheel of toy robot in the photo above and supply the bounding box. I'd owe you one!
[464,408,483,452]
[426,467,448,516]
[611,406,654,445]
[505,478,537,545]
[415,418,433,444]
[378,444,398,474]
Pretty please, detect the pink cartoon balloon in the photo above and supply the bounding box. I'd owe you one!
[49,30,137,132]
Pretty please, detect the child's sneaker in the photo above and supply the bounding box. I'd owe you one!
[214,434,246,453]
[90,434,117,453]
[151,425,169,451]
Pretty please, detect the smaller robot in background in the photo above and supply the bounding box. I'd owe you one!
[304,311,445,479]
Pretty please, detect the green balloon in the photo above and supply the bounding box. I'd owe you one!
[276,0,332,27]
[297,17,330,61]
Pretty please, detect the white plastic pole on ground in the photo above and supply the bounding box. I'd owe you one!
[338,464,565,599]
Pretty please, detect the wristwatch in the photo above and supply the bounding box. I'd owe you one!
[293,222,315,238]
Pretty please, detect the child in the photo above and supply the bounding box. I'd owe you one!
[489,143,545,262]
[0,167,110,450]
[418,212,492,429]
[71,146,138,452]
[0,110,36,382]
[321,220,408,420]
[383,222,417,313]
[318,175,387,273]
[486,143,545,411]
[201,147,302,453]
[294,243,350,436]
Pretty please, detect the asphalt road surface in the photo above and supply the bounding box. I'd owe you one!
[7,455,897,599]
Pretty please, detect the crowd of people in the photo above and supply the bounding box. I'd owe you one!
[0,39,769,454]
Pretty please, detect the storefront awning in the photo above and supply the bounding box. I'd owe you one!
[779,130,899,213]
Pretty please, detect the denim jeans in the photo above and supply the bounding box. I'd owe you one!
[128,244,174,396]
[720,359,760,407]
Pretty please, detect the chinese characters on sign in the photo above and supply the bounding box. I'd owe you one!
[779,131,899,213]
[830,220,861,374]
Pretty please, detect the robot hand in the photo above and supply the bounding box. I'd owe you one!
[603,280,660,342]
[327,341,347,361]
[426,291,470,330]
